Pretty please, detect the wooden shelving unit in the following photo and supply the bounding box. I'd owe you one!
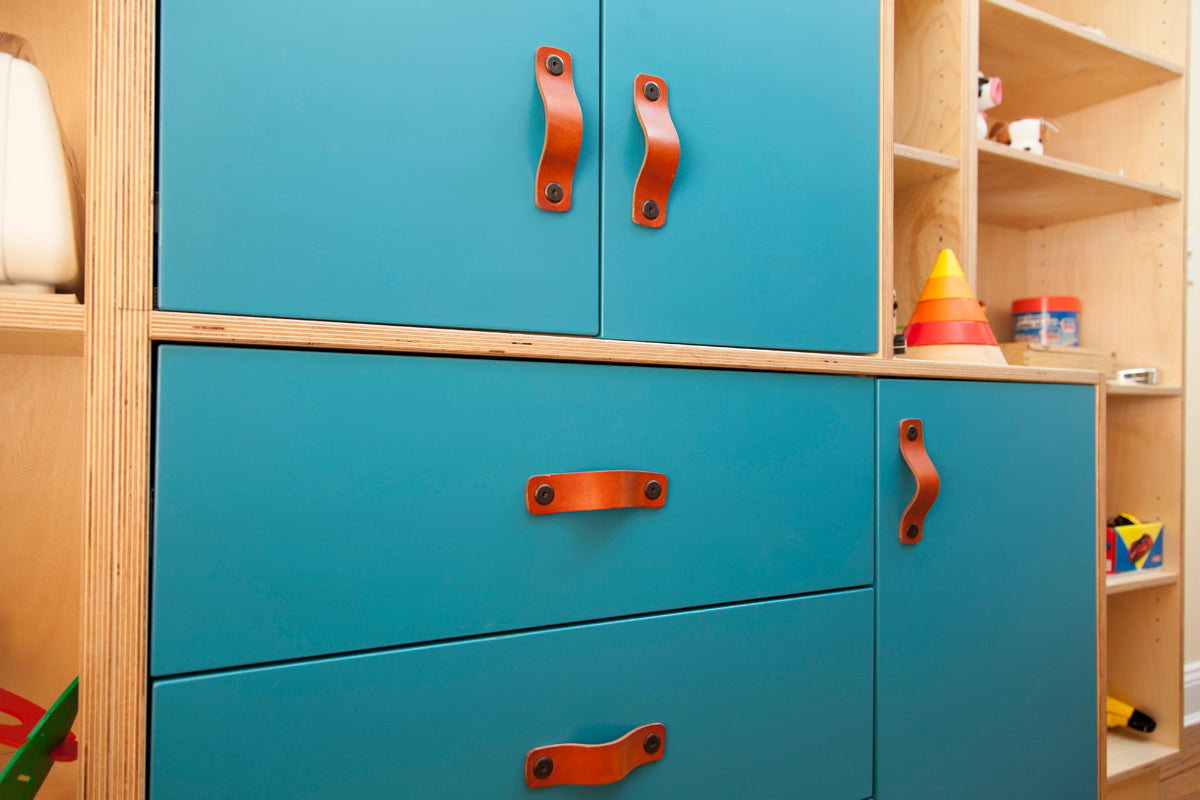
[977,139,1180,229]
[894,143,960,189]
[0,295,85,355]
[894,0,1186,794]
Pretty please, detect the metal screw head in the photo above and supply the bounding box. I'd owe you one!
[535,484,555,506]
[643,81,661,101]
[641,199,660,220]
[544,182,564,204]
[644,480,662,501]
[533,756,554,779]
[905,523,920,540]
[906,424,919,441]
[545,54,565,76]
[643,733,662,754]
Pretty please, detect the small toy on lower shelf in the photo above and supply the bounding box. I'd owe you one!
[1106,514,1164,574]
[0,679,78,800]
[1106,695,1156,733]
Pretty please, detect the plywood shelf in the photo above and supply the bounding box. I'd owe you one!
[977,140,1180,229]
[1106,571,1179,595]
[0,295,85,355]
[1106,382,1182,397]
[979,0,1183,121]
[894,143,959,189]
[1107,730,1178,781]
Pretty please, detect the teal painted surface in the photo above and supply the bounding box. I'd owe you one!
[158,2,599,335]
[601,0,879,351]
[150,592,874,799]
[875,380,1097,799]
[152,346,873,675]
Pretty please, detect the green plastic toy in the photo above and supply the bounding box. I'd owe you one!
[0,679,78,800]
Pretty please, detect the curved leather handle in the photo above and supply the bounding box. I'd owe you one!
[535,46,583,212]
[632,73,680,228]
[899,419,940,544]
[526,470,668,515]
[525,723,665,788]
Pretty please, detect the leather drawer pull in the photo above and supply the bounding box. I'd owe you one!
[632,73,680,228]
[534,46,583,212]
[525,723,666,788]
[526,470,668,515]
[898,419,940,544]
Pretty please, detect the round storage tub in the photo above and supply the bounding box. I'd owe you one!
[1011,296,1080,347]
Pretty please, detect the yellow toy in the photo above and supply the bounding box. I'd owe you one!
[1106,695,1156,733]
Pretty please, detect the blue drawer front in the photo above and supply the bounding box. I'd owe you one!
[875,380,1097,799]
[150,591,874,799]
[158,1,600,335]
[601,0,879,352]
[153,346,874,675]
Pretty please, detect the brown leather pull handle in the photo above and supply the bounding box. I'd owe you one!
[535,46,583,212]
[525,723,665,788]
[632,73,680,228]
[899,419,940,544]
[526,470,668,515]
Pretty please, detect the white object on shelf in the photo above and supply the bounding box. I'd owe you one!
[0,51,81,293]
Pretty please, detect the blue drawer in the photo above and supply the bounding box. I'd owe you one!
[150,590,874,799]
[152,346,873,675]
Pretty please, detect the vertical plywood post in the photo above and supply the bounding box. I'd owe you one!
[80,0,154,797]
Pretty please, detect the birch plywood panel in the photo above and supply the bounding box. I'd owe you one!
[895,0,962,155]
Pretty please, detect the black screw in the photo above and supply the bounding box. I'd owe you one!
[643,81,661,101]
[545,54,565,76]
[906,424,918,441]
[644,480,662,501]
[544,182,564,204]
[642,199,660,220]
[905,523,920,540]
[643,733,661,754]
[535,484,555,505]
[533,756,554,779]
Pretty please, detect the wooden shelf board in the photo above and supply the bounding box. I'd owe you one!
[979,0,1183,120]
[977,140,1180,229]
[1106,382,1182,397]
[0,295,85,355]
[1107,729,1178,781]
[1106,571,1179,595]
[894,143,960,189]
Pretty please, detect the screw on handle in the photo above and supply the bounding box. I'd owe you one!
[525,723,666,788]
[898,419,940,545]
[526,471,669,515]
[534,46,583,212]
[632,73,679,229]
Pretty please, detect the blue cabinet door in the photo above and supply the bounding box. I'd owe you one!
[876,380,1097,799]
[150,591,874,800]
[152,346,874,675]
[601,0,879,352]
[158,1,599,335]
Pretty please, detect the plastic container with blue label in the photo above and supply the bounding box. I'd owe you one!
[1012,296,1080,347]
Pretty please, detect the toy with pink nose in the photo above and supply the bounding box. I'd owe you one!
[977,73,1002,139]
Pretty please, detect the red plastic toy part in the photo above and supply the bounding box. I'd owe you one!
[0,688,77,762]
[525,723,666,788]
[534,46,583,212]
[898,419,940,545]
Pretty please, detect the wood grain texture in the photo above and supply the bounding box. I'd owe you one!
[80,1,154,799]
[1110,768,1163,799]
[894,0,962,154]
[1025,0,1186,66]
[0,296,85,355]
[0,355,83,800]
[879,0,895,357]
[1107,571,1180,595]
[894,144,960,189]
[1159,723,1200,799]
[894,174,966,329]
[979,0,1182,120]
[978,140,1181,229]
[148,310,1102,386]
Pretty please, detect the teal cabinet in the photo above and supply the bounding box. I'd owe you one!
[152,346,874,676]
[149,592,875,799]
[875,380,1097,799]
[158,2,880,352]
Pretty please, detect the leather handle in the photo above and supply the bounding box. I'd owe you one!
[535,46,583,212]
[526,470,668,515]
[899,419,940,544]
[525,723,665,788]
[632,73,680,228]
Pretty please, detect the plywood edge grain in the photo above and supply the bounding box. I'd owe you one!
[149,310,1102,385]
[0,297,85,355]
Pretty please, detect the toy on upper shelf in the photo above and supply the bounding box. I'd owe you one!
[987,117,1061,156]
[899,249,1007,366]
[977,72,1002,139]
[0,34,82,295]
